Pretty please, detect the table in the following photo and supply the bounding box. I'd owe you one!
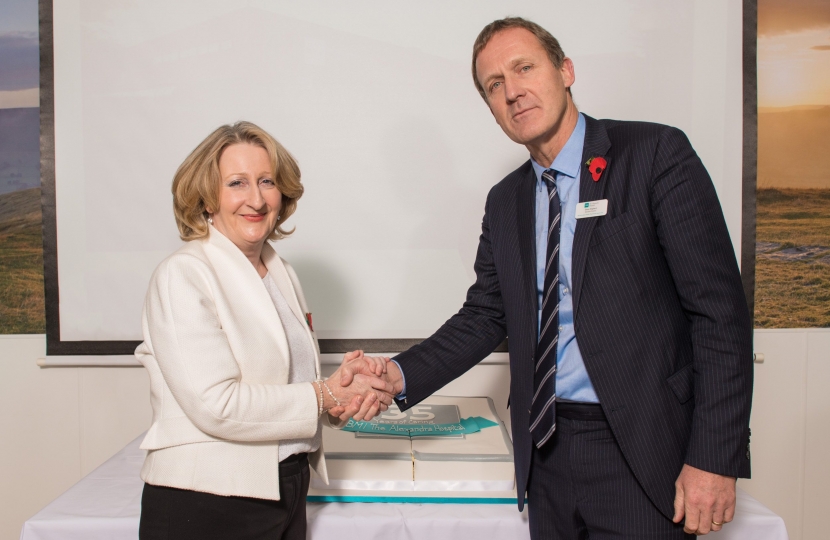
[20,434,789,540]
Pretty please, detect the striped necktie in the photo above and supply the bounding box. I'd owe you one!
[530,169,560,448]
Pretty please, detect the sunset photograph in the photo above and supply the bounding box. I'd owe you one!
[755,0,830,327]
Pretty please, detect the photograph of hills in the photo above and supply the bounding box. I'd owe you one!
[754,0,830,328]
[0,0,44,334]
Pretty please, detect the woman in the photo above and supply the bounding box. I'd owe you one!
[136,121,392,540]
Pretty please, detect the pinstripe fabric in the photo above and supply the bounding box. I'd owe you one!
[393,115,753,522]
[530,171,561,447]
[528,415,694,539]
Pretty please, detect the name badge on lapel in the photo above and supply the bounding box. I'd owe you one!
[575,199,608,219]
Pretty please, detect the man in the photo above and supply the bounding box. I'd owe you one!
[345,17,753,539]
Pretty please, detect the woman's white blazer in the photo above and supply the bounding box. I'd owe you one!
[135,226,330,500]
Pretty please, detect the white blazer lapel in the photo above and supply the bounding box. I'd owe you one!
[202,226,290,370]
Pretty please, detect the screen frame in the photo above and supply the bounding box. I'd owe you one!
[38,0,757,356]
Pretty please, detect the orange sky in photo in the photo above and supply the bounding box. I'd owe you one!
[757,0,830,189]
[758,0,830,108]
[758,28,830,108]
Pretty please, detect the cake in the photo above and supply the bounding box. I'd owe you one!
[311,396,515,496]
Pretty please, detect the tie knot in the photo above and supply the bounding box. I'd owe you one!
[541,169,557,187]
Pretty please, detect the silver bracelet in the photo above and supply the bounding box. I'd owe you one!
[321,380,342,408]
[313,380,324,416]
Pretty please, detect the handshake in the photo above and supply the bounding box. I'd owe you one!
[315,350,405,422]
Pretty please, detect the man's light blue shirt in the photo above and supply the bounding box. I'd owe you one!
[395,113,597,403]
[531,113,598,403]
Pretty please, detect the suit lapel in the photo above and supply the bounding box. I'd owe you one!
[516,162,539,347]
[572,116,611,320]
[202,226,290,371]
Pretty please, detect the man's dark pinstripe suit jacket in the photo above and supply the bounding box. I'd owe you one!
[393,114,753,517]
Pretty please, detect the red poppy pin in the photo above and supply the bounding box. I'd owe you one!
[305,313,314,332]
[586,156,607,182]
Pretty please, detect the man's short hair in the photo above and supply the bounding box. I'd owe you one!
[471,17,571,100]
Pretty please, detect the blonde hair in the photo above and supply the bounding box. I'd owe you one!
[172,121,303,241]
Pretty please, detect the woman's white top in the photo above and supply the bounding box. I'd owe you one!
[262,272,322,461]
[135,225,331,501]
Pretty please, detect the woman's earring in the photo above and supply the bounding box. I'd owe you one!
[277,215,281,220]
[207,216,213,224]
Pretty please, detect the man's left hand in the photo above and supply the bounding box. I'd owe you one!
[673,464,737,535]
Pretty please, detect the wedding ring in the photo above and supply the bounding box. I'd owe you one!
[712,521,723,526]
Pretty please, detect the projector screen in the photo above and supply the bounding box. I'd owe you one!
[43,0,746,355]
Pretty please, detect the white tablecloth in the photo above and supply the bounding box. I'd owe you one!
[20,434,789,540]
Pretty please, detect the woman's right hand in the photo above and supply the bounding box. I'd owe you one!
[324,351,394,421]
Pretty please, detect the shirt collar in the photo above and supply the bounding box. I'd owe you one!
[531,112,586,185]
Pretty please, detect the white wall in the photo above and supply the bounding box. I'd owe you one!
[0,335,151,540]
[739,329,830,540]
[1,330,827,540]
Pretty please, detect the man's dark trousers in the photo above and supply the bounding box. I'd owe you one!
[528,403,695,539]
